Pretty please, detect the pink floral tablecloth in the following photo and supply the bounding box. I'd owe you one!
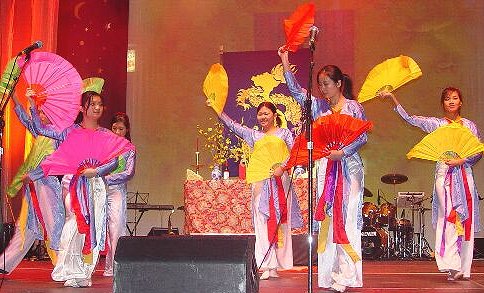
[184,178,311,235]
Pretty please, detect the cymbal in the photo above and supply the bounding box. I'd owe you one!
[363,187,373,198]
[381,173,408,185]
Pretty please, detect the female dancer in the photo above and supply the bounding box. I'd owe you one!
[26,91,133,287]
[381,88,481,281]
[0,91,63,273]
[278,48,367,292]
[103,112,136,277]
[207,100,303,280]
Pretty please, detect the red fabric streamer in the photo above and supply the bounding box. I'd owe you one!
[461,166,473,241]
[268,179,277,244]
[28,181,48,240]
[275,176,288,225]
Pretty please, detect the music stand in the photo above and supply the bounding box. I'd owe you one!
[126,191,149,236]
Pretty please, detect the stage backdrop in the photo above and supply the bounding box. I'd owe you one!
[57,0,129,127]
[126,1,484,246]
[219,49,309,175]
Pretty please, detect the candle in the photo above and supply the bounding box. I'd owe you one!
[195,151,200,166]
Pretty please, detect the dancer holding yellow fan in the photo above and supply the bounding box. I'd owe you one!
[203,64,303,280]
[380,87,482,281]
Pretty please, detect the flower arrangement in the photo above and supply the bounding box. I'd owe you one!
[197,118,233,167]
[229,136,251,166]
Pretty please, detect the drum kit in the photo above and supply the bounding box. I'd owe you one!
[361,173,433,260]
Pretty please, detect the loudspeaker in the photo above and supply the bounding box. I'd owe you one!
[114,235,258,293]
[474,238,484,259]
[147,227,179,235]
[292,233,318,266]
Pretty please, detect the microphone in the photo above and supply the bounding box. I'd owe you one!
[309,26,319,49]
[17,41,43,56]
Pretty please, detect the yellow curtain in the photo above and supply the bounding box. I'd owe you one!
[0,0,58,220]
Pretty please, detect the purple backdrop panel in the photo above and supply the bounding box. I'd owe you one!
[221,49,310,174]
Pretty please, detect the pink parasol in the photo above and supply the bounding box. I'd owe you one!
[18,52,82,131]
[40,127,135,176]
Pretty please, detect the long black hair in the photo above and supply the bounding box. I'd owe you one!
[317,65,355,100]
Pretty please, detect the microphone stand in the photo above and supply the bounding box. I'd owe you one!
[0,53,30,274]
[305,41,316,293]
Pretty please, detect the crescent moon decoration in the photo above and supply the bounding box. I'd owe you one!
[74,1,86,20]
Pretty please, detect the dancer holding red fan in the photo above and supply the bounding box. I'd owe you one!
[278,48,368,292]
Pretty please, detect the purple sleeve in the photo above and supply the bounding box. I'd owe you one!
[219,112,255,147]
[394,104,441,133]
[105,150,136,185]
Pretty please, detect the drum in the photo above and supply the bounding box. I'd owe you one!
[362,202,378,226]
[376,203,396,228]
[361,226,388,260]
[397,218,413,241]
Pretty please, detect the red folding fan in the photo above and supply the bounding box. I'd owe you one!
[286,113,373,169]
[281,3,315,52]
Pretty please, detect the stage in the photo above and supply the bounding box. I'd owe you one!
[1,258,484,292]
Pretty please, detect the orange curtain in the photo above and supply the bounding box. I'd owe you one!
[0,0,58,221]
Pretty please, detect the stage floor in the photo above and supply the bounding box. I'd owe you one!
[1,259,484,292]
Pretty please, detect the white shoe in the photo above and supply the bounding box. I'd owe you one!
[76,279,92,287]
[260,270,270,280]
[448,270,461,281]
[269,269,279,278]
[64,278,92,287]
[64,279,78,287]
[330,283,347,292]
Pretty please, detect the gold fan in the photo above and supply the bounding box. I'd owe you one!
[246,135,289,184]
[407,123,484,162]
[203,63,228,115]
[357,55,422,103]
[82,77,105,94]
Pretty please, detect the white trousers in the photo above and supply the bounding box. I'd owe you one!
[317,160,363,288]
[0,225,35,273]
[51,176,106,282]
[252,176,293,270]
[103,184,127,274]
[434,170,475,278]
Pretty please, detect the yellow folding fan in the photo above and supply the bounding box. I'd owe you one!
[407,123,484,162]
[82,77,105,94]
[357,55,422,103]
[246,135,290,184]
[203,63,228,115]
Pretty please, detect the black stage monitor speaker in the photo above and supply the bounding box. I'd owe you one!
[147,227,179,235]
[114,235,258,293]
